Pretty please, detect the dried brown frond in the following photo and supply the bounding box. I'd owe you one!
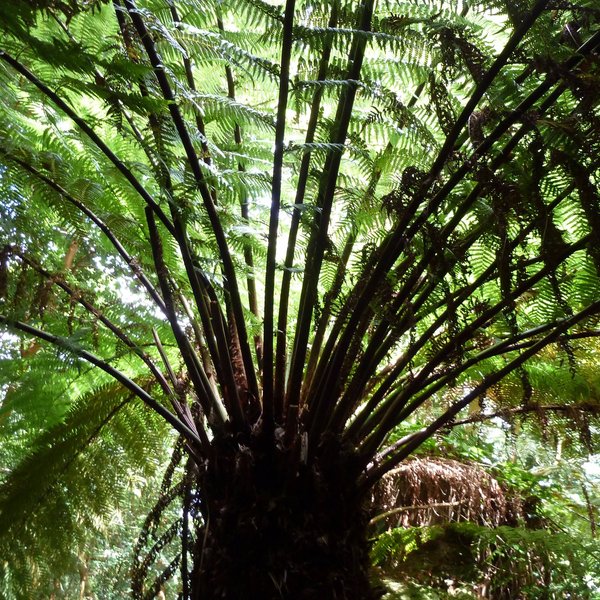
[371,457,523,529]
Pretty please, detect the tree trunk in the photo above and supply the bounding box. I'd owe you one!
[190,436,380,600]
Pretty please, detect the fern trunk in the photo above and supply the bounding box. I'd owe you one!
[190,436,378,600]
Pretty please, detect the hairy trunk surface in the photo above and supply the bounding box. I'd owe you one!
[191,436,379,600]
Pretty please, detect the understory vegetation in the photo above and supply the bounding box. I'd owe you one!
[372,425,600,598]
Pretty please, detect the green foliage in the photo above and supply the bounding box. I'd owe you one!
[374,522,600,599]
[373,419,600,599]
[0,344,174,596]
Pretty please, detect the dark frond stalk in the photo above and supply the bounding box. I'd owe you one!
[113,1,183,176]
[334,220,501,434]
[333,278,456,432]
[327,308,375,410]
[201,284,247,412]
[10,249,178,401]
[145,208,232,430]
[301,229,354,404]
[142,139,241,416]
[141,152,226,396]
[0,51,176,237]
[166,228,230,405]
[309,31,600,433]
[178,293,220,399]
[262,0,297,427]
[361,299,600,487]
[239,200,263,364]
[152,328,178,389]
[275,0,339,423]
[358,235,591,458]
[217,13,264,372]
[349,255,481,423]
[6,156,167,314]
[0,316,205,448]
[120,108,162,169]
[286,0,375,419]
[123,0,259,406]
[166,1,211,163]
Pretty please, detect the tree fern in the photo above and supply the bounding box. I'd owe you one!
[1,0,599,597]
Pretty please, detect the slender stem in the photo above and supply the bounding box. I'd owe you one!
[217,12,264,373]
[0,315,205,448]
[152,328,179,389]
[178,293,220,400]
[0,50,175,237]
[166,1,211,163]
[262,0,297,427]
[361,299,600,487]
[286,0,375,416]
[124,0,259,406]
[275,0,339,423]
